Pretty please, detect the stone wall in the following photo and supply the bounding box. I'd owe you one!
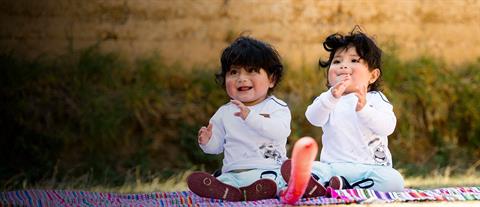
[1,0,479,68]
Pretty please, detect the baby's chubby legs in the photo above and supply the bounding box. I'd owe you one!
[217,168,287,195]
[311,162,404,192]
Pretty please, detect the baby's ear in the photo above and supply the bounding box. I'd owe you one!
[269,75,276,88]
[369,68,380,84]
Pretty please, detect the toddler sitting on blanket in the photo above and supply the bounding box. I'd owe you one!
[187,36,291,201]
[292,26,405,198]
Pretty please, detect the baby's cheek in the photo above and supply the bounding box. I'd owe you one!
[327,76,338,86]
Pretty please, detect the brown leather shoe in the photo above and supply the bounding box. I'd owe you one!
[328,175,343,190]
[187,172,242,201]
[239,179,277,201]
[281,159,326,198]
[328,175,374,190]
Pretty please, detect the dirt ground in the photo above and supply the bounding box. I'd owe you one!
[2,0,480,68]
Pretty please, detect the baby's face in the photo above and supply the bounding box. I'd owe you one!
[225,66,274,106]
[328,46,377,93]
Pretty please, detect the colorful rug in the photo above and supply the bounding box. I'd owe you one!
[1,187,480,206]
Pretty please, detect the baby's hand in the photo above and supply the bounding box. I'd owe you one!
[198,123,212,145]
[331,75,352,98]
[354,84,368,111]
[231,99,250,120]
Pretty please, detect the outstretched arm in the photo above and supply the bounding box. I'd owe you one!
[199,113,225,154]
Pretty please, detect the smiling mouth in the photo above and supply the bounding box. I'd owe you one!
[237,86,253,91]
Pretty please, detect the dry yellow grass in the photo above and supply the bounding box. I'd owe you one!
[405,174,480,189]
[50,170,480,206]
[90,169,480,193]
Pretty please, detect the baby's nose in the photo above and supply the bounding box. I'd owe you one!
[340,64,349,69]
[340,66,352,73]
[237,75,248,82]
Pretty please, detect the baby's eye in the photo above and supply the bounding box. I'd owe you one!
[332,60,340,64]
[352,59,360,63]
[229,70,238,75]
[246,66,259,73]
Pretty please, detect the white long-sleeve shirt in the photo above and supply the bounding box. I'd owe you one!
[305,90,397,167]
[201,96,291,173]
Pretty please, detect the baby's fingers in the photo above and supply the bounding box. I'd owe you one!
[358,84,367,94]
[206,123,213,132]
[198,126,206,134]
[331,80,349,98]
[230,99,242,106]
[232,99,247,108]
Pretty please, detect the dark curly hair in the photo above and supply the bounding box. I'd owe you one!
[216,36,284,93]
[319,27,383,91]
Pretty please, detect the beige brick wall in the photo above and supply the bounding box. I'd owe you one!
[1,0,479,68]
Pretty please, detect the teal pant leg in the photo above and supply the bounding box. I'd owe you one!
[216,172,242,188]
[311,161,335,184]
[217,168,287,195]
[311,162,404,192]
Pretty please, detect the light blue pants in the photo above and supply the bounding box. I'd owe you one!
[311,161,404,192]
[217,168,287,195]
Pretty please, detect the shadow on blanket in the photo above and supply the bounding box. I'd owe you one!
[1,187,480,206]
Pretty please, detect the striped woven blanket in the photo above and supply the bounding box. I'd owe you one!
[1,187,480,206]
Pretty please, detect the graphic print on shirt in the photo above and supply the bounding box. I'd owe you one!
[367,136,389,166]
[259,113,270,118]
[259,143,283,164]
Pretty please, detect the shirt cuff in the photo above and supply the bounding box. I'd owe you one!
[199,137,216,152]
[320,88,340,109]
[356,103,374,121]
